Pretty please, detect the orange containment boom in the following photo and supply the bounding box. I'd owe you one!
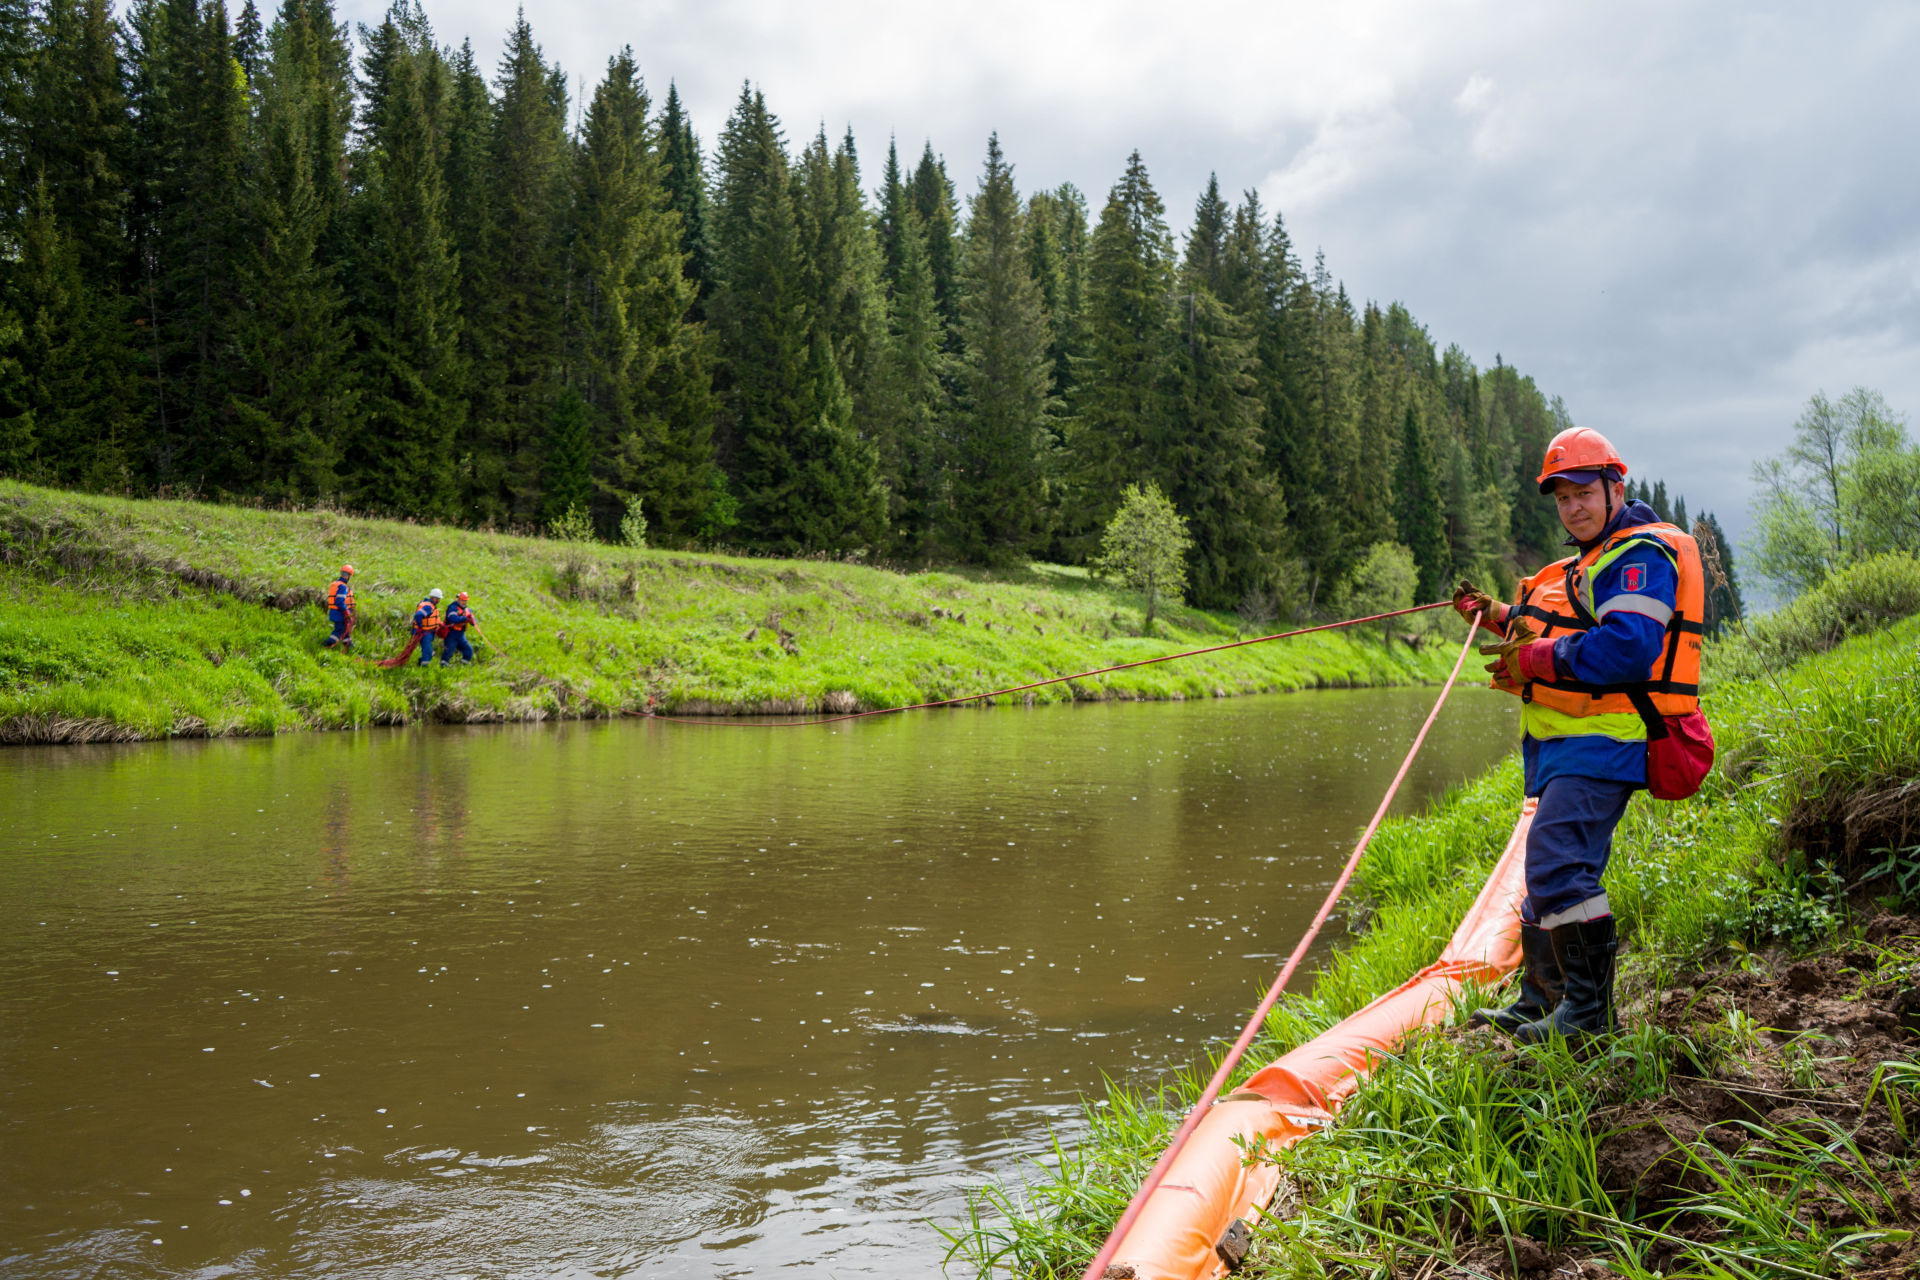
[1100,798,1537,1280]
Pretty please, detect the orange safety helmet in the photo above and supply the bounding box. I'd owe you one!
[340,563,356,576]
[456,592,469,602]
[1536,427,1627,494]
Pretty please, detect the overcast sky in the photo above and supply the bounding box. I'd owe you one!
[341,0,1920,547]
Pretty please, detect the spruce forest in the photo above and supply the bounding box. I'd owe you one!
[0,0,1734,614]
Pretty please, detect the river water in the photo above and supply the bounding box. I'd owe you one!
[1,687,1516,1278]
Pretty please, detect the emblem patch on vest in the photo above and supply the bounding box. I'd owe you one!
[1621,564,1645,592]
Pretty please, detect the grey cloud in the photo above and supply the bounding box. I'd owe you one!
[341,0,1920,552]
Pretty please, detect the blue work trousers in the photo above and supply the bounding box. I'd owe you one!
[323,609,351,647]
[1522,774,1635,928]
[440,632,474,664]
[416,632,435,665]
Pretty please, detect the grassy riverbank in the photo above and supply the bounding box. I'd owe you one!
[953,558,1920,1278]
[0,481,1461,744]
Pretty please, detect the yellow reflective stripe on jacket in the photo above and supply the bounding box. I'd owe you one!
[1520,703,1649,743]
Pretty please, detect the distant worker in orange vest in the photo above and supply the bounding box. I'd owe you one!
[1452,427,1704,1047]
[440,592,476,665]
[412,588,445,666]
[322,564,357,651]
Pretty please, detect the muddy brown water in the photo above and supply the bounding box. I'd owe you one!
[1,688,1516,1278]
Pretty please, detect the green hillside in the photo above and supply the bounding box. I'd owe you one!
[0,481,1462,743]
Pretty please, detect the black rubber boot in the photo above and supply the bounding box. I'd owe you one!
[1514,916,1617,1047]
[1469,921,1564,1034]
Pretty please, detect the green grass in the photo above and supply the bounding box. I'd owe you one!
[950,571,1920,1278]
[0,480,1462,742]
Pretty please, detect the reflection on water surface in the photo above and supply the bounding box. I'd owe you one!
[0,687,1514,1277]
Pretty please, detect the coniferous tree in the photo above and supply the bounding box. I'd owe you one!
[227,6,357,498]
[439,35,489,496]
[0,0,32,251]
[127,0,251,488]
[233,0,261,76]
[1393,403,1448,600]
[10,181,137,485]
[658,80,710,307]
[791,323,884,551]
[343,4,460,515]
[1185,174,1231,296]
[0,301,31,473]
[712,85,882,551]
[568,48,715,540]
[947,133,1050,565]
[908,141,958,336]
[465,13,567,521]
[542,384,591,520]
[869,204,943,560]
[23,0,128,286]
[875,136,910,290]
[1058,150,1175,560]
[275,0,353,262]
[1046,183,1088,403]
[1292,252,1365,602]
[1167,280,1281,609]
[793,126,884,428]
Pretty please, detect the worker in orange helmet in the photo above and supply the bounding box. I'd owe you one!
[1452,427,1708,1048]
[440,592,476,665]
[322,564,357,651]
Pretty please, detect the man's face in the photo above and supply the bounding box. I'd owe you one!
[1552,476,1624,542]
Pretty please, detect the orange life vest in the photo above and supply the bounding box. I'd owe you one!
[1504,522,1703,740]
[324,578,354,612]
[413,598,440,636]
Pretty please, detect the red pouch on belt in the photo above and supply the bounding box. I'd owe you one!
[1646,710,1715,801]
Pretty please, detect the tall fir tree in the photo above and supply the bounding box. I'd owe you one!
[23,0,128,286]
[947,132,1051,565]
[343,3,461,515]
[793,126,885,431]
[1392,402,1448,600]
[875,135,910,291]
[710,86,804,508]
[10,181,138,485]
[228,3,357,499]
[127,0,251,488]
[1184,174,1231,298]
[791,323,884,552]
[464,12,568,522]
[1168,191,1282,609]
[658,81,710,309]
[1046,183,1088,407]
[567,48,714,540]
[0,0,33,253]
[868,204,943,561]
[277,0,354,264]
[1058,150,1175,560]
[438,35,490,493]
[907,141,958,337]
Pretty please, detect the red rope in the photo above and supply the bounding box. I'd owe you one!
[643,600,1454,727]
[1077,610,1484,1280]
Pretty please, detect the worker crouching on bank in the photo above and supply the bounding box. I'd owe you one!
[1453,426,1711,1049]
